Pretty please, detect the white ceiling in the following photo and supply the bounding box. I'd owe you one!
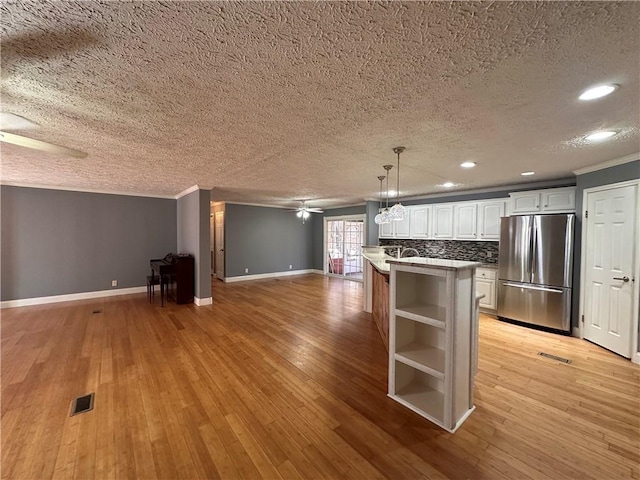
[1,1,638,208]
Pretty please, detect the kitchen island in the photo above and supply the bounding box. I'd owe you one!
[362,248,483,432]
[362,246,399,351]
[387,257,480,432]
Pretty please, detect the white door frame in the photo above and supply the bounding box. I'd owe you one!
[323,214,366,281]
[578,179,640,364]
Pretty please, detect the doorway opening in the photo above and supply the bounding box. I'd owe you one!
[324,215,365,281]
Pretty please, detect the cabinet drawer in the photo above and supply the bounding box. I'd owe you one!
[476,268,496,280]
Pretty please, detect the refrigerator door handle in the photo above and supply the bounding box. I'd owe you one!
[531,223,537,277]
[502,282,564,294]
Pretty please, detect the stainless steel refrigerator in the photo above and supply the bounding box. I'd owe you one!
[497,214,574,332]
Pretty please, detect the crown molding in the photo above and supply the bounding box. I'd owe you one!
[0,181,175,199]
[573,152,640,176]
[175,184,201,199]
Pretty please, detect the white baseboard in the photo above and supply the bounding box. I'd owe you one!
[194,296,213,306]
[572,327,582,338]
[633,352,640,365]
[225,269,321,283]
[0,286,147,309]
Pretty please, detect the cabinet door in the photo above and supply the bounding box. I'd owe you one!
[394,214,411,238]
[478,201,505,240]
[542,188,575,212]
[454,203,478,240]
[510,192,541,214]
[433,205,454,239]
[379,219,394,238]
[476,278,496,310]
[410,205,431,238]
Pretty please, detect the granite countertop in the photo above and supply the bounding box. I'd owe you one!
[479,263,498,268]
[387,257,481,271]
[362,252,393,273]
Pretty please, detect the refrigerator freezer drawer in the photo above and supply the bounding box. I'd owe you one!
[497,282,571,331]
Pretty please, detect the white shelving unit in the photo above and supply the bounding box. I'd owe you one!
[388,258,479,433]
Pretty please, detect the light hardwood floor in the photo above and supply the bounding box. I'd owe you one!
[2,274,638,479]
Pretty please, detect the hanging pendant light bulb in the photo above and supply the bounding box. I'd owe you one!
[380,164,394,224]
[374,175,386,225]
[389,146,407,221]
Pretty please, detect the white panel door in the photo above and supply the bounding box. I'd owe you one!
[433,205,454,239]
[454,203,478,239]
[583,184,637,358]
[410,205,431,238]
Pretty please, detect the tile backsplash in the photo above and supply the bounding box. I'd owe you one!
[379,239,499,264]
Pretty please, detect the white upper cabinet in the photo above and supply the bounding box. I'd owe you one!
[378,210,411,238]
[379,218,394,238]
[509,191,541,214]
[508,187,576,215]
[394,212,411,238]
[410,205,431,238]
[433,205,454,239]
[378,198,509,241]
[542,188,576,212]
[477,200,505,240]
[454,203,478,240]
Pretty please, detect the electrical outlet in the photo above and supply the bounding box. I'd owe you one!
[111,280,118,287]
[487,252,493,258]
[289,264,292,269]
[244,268,249,274]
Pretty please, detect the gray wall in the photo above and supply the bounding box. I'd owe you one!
[177,189,211,299]
[1,185,176,301]
[365,201,379,246]
[225,203,315,278]
[312,205,367,270]
[573,160,640,334]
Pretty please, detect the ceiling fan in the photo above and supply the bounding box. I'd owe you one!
[0,112,88,158]
[292,200,323,224]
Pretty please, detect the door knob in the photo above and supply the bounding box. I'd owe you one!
[613,276,630,282]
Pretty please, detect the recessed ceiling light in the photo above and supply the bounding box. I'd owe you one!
[460,161,476,168]
[585,130,618,142]
[521,171,535,176]
[442,182,455,188]
[579,84,618,101]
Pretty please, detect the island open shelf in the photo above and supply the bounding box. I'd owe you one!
[388,258,480,433]
[391,361,445,423]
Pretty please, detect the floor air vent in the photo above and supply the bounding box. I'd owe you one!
[92,309,103,314]
[538,352,571,364]
[70,393,94,416]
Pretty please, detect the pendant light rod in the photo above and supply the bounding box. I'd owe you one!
[383,165,393,209]
[377,175,386,210]
[393,146,405,203]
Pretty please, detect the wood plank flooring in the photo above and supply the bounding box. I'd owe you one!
[2,274,638,479]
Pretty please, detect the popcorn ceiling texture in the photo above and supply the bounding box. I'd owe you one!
[380,239,499,265]
[0,1,638,206]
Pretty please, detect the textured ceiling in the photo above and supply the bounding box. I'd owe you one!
[1,1,638,208]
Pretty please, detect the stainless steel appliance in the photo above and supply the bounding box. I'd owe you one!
[497,214,574,332]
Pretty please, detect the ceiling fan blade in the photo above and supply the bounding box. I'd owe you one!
[0,131,87,158]
[307,209,324,213]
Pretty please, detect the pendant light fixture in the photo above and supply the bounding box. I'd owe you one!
[374,175,386,225]
[380,164,394,224]
[389,146,407,221]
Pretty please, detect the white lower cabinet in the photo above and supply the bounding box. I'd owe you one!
[388,261,478,432]
[476,267,497,311]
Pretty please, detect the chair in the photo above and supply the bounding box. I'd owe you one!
[147,275,160,303]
